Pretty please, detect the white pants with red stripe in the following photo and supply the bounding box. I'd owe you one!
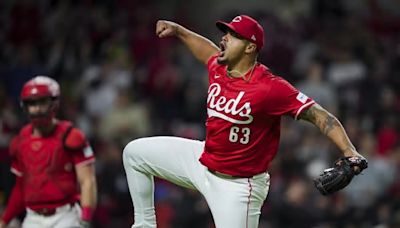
[123,136,270,228]
[22,203,81,228]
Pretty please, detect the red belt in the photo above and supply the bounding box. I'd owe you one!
[34,208,57,216]
[208,168,246,179]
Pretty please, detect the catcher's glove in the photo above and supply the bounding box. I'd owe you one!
[313,156,368,195]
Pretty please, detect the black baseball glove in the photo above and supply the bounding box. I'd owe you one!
[313,156,368,195]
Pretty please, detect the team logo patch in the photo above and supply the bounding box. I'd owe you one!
[31,141,42,151]
[64,163,73,172]
[83,146,94,158]
[232,16,242,22]
[296,92,308,104]
[30,88,38,95]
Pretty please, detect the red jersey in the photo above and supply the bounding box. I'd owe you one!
[199,55,315,177]
[9,121,95,210]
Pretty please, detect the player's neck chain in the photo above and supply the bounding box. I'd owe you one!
[227,62,257,82]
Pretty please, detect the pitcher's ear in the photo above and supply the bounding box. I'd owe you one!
[245,43,257,54]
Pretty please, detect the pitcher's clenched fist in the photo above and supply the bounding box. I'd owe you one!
[156,20,179,38]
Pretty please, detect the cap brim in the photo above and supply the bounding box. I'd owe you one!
[216,21,247,41]
[216,21,235,33]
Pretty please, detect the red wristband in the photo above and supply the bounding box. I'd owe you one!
[81,207,93,221]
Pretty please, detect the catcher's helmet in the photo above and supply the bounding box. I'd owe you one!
[20,76,60,127]
[20,76,60,100]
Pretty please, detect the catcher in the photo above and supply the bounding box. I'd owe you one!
[0,76,97,228]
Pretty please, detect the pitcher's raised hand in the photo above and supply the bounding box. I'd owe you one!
[156,20,179,38]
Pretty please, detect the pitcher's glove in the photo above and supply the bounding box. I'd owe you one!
[313,156,368,195]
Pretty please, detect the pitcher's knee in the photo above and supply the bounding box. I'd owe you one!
[123,138,147,166]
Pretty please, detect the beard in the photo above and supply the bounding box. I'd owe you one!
[29,113,52,127]
[217,57,227,65]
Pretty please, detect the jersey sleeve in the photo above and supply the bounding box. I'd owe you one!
[264,77,315,119]
[9,137,23,177]
[207,54,219,72]
[1,176,25,224]
[64,128,95,166]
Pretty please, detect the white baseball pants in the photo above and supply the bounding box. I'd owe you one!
[22,203,81,228]
[123,136,270,228]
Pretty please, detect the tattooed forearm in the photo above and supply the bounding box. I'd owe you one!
[298,103,360,157]
[298,104,340,135]
[323,114,340,135]
[298,105,317,123]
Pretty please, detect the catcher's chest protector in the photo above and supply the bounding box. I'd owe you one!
[14,122,78,203]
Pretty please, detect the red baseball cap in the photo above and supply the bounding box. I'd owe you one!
[216,15,264,51]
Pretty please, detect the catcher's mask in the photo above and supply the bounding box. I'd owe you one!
[20,76,60,128]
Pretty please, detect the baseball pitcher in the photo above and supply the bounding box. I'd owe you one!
[123,15,367,228]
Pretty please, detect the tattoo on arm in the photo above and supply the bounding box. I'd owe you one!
[298,104,340,135]
[323,114,338,135]
[298,104,358,156]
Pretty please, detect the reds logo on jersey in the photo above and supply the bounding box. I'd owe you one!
[207,83,253,124]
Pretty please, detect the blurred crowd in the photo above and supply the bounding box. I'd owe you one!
[0,0,399,227]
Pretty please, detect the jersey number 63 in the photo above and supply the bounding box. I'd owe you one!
[229,126,250,144]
